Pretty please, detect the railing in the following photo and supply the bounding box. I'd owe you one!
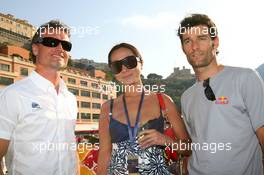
[76,119,92,123]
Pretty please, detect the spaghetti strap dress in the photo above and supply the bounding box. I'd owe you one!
[107,98,170,175]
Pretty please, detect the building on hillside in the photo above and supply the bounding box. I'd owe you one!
[0,13,36,49]
[167,66,195,80]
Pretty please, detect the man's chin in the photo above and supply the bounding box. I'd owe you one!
[192,64,207,68]
[50,63,66,71]
[190,61,210,68]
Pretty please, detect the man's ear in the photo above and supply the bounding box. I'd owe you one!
[212,36,219,49]
[32,44,38,56]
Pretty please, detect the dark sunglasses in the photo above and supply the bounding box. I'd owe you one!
[203,78,216,101]
[110,56,141,74]
[35,37,72,51]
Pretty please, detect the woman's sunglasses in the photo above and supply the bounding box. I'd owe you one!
[110,56,141,74]
[35,37,72,52]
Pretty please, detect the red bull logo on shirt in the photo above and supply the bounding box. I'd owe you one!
[215,96,229,104]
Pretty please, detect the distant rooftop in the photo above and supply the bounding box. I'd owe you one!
[0,13,35,28]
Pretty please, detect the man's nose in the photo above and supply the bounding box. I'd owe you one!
[191,40,199,51]
[55,42,64,51]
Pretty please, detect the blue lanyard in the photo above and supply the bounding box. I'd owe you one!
[122,90,145,141]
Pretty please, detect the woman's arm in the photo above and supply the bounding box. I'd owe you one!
[138,93,191,155]
[97,101,112,175]
[162,93,191,155]
[0,139,9,175]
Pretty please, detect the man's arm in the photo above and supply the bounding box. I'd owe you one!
[257,126,264,153]
[256,126,264,170]
[0,139,10,175]
[242,70,264,157]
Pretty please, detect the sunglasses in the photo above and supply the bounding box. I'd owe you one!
[35,37,72,51]
[110,56,141,74]
[203,78,216,101]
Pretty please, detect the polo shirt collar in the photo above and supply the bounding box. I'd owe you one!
[29,71,68,94]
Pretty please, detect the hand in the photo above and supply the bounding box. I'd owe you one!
[138,129,171,149]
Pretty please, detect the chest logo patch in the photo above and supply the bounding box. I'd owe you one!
[215,96,229,104]
[32,102,41,109]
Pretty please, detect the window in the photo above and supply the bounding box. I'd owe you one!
[68,88,79,96]
[0,77,14,85]
[12,54,23,60]
[92,114,100,121]
[68,78,76,84]
[77,101,79,107]
[92,92,101,99]
[91,83,98,89]
[81,90,90,97]
[80,81,88,87]
[0,64,10,72]
[102,94,108,100]
[92,103,101,109]
[81,102,90,108]
[102,85,107,91]
[81,113,91,119]
[20,68,28,76]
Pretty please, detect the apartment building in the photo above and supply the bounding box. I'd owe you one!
[0,13,36,38]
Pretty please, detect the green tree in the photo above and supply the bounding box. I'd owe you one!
[147,73,163,80]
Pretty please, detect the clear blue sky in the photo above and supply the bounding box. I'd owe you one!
[1,0,263,78]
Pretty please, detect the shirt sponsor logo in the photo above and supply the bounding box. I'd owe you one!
[32,102,41,109]
[215,96,229,104]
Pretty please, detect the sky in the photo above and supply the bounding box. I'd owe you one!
[1,0,264,78]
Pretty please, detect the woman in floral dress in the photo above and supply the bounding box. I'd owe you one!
[97,43,190,175]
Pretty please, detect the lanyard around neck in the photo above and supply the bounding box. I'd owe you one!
[122,90,145,141]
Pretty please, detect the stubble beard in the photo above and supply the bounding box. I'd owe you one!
[188,50,214,69]
[50,58,67,71]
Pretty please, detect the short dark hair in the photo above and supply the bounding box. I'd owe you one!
[30,20,71,63]
[177,14,218,43]
[108,43,143,66]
